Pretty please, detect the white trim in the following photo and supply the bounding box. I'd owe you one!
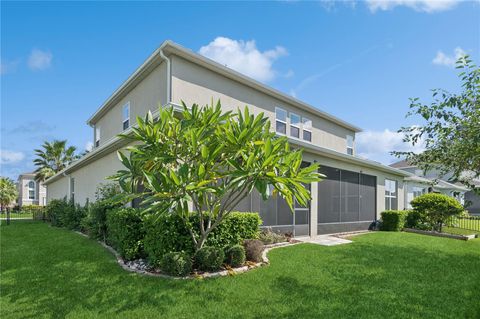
[275,107,287,135]
[122,102,130,130]
[28,180,36,200]
[289,112,301,138]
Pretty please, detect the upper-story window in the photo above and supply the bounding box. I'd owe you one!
[346,135,354,155]
[275,107,287,134]
[290,113,301,138]
[95,126,101,147]
[302,118,312,142]
[28,181,35,200]
[123,102,130,130]
[385,179,398,210]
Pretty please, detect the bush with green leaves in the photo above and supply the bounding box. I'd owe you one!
[410,193,464,232]
[243,239,264,262]
[143,212,261,267]
[81,183,123,241]
[225,245,246,267]
[46,198,85,230]
[160,252,192,277]
[106,207,145,260]
[381,210,407,231]
[195,246,225,271]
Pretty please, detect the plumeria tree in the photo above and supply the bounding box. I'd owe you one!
[34,140,78,181]
[0,177,18,212]
[111,101,322,250]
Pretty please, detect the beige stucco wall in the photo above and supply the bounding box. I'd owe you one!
[302,151,405,220]
[171,56,355,154]
[93,62,167,146]
[46,176,69,203]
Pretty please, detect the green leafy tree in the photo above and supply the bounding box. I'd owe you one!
[410,193,464,232]
[34,140,78,181]
[0,177,18,212]
[111,101,322,250]
[393,56,479,188]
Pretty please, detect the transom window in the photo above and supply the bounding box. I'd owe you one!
[95,126,101,147]
[275,107,287,134]
[28,181,35,200]
[123,102,130,130]
[302,118,312,142]
[347,135,354,155]
[385,179,398,210]
[290,113,301,138]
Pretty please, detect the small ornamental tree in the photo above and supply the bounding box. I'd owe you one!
[111,101,322,250]
[410,193,464,232]
[393,56,479,189]
[0,177,18,212]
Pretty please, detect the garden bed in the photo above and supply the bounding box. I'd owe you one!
[75,230,297,279]
[404,228,478,240]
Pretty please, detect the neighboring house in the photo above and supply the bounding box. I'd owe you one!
[17,173,47,207]
[390,160,472,211]
[44,40,410,236]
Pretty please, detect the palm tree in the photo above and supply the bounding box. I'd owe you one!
[0,177,18,212]
[34,140,79,181]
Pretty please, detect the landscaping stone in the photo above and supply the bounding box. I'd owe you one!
[404,228,477,240]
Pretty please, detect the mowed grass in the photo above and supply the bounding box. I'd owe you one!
[1,222,479,319]
[0,212,33,219]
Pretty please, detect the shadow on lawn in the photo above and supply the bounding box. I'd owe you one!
[1,222,480,319]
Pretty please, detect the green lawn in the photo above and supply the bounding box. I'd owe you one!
[1,222,479,319]
[443,226,479,236]
[0,212,33,219]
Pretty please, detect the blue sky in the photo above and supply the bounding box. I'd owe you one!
[1,1,479,180]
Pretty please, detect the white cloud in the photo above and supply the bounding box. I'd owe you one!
[355,129,425,164]
[432,47,467,67]
[199,37,288,82]
[0,149,25,165]
[366,0,458,13]
[28,49,52,71]
[85,141,94,152]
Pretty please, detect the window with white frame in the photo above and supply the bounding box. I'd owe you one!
[385,179,398,210]
[302,118,312,142]
[290,113,301,138]
[275,107,287,134]
[28,181,35,200]
[412,186,425,198]
[70,177,75,202]
[123,102,130,130]
[95,126,101,147]
[346,135,354,155]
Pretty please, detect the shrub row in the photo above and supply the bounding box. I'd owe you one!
[44,196,262,275]
[143,212,261,267]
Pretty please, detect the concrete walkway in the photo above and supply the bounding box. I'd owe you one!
[298,235,352,246]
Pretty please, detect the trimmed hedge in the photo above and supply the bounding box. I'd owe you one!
[46,198,86,230]
[82,199,121,241]
[195,246,225,271]
[410,193,464,231]
[106,208,145,260]
[144,212,261,267]
[160,252,192,277]
[225,245,246,267]
[381,210,407,231]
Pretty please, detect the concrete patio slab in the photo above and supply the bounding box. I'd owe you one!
[298,235,352,246]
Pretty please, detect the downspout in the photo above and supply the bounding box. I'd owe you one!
[159,48,171,105]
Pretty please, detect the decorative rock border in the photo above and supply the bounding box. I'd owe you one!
[404,228,478,241]
[74,231,298,279]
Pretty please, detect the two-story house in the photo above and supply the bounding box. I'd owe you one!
[17,172,47,207]
[44,40,409,236]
